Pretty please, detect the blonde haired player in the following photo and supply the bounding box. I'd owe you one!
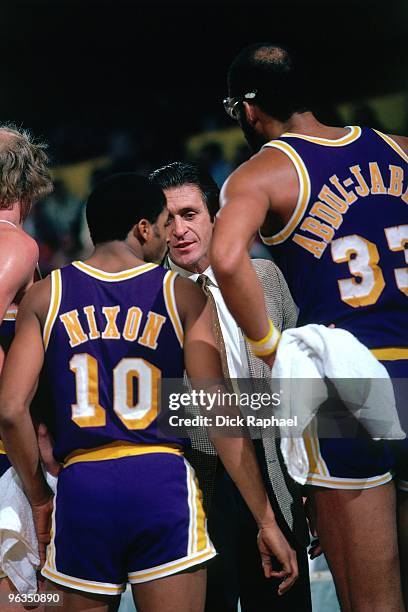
[0,125,52,607]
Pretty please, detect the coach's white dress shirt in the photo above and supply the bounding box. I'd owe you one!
[169,261,250,379]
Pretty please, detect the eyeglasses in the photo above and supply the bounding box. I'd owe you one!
[223,90,257,120]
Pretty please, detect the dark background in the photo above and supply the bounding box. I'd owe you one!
[1,0,407,164]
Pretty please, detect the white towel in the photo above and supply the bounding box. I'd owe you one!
[271,324,406,484]
[0,467,57,594]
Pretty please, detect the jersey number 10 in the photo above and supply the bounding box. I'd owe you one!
[69,354,160,429]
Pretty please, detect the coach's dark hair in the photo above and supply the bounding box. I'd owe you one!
[86,173,166,245]
[149,161,220,221]
[228,43,309,123]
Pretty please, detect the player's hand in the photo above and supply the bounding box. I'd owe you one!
[38,423,61,476]
[257,523,298,595]
[304,496,323,559]
[31,496,54,568]
[309,537,323,560]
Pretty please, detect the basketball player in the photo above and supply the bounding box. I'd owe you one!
[0,125,52,603]
[0,174,298,612]
[210,43,408,611]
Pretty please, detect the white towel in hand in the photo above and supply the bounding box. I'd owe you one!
[0,467,57,594]
[271,324,405,484]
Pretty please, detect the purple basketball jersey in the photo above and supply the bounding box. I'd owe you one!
[261,126,408,352]
[0,306,17,341]
[43,262,185,462]
[0,307,17,473]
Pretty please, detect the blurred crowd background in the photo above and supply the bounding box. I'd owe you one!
[1,0,406,275]
[26,92,408,274]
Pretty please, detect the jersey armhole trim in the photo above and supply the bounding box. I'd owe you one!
[372,129,408,163]
[163,271,184,348]
[43,269,62,350]
[259,140,311,245]
[3,307,17,321]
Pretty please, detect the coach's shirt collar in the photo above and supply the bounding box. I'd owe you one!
[168,259,217,287]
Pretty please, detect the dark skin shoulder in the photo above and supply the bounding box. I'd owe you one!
[389,134,408,152]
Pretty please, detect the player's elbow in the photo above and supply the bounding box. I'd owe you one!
[0,396,25,430]
[210,241,242,280]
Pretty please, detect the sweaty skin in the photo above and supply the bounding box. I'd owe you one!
[0,220,42,606]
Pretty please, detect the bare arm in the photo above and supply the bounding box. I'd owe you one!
[0,279,53,566]
[0,229,38,320]
[0,230,38,370]
[211,151,298,364]
[390,134,408,152]
[176,277,298,592]
[0,280,51,506]
[210,160,275,367]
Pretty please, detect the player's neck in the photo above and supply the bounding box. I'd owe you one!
[84,241,146,272]
[0,207,22,228]
[279,112,348,139]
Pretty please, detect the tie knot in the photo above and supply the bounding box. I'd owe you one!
[196,274,211,294]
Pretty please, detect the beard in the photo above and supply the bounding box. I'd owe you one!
[239,113,269,155]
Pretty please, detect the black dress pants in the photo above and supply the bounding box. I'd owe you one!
[205,444,312,612]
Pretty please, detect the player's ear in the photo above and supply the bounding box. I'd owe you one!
[243,101,259,127]
[133,219,151,243]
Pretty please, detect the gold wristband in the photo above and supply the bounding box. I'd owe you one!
[245,320,281,357]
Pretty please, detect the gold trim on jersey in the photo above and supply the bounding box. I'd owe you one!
[45,482,58,573]
[163,271,184,347]
[43,546,217,593]
[3,307,17,321]
[303,419,329,477]
[185,459,208,555]
[72,261,158,282]
[41,566,126,595]
[372,130,408,163]
[281,125,362,147]
[43,269,62,350]
[0,440,6,454]
[303,415,395,490]
[306,471,392,490]
[371,347,408,361]
[259,140,311,245]
[128,547,216,584]
[188,464,208,553]
[63,441,183,468]
[186,460,195,555]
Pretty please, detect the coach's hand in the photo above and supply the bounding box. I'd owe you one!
[31,496,54,568]
[257,523,298,595]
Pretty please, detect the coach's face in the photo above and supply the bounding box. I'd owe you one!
[165,185,213,273]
